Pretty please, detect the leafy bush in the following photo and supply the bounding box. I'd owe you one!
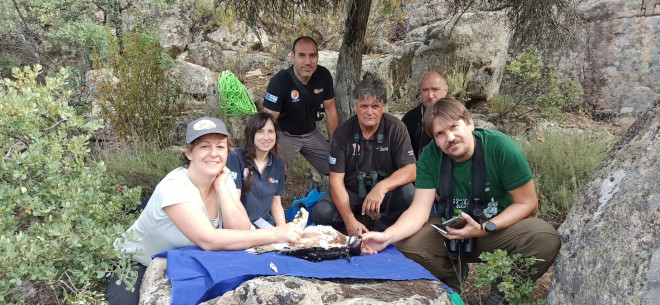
[0,65,139,303]
[100,143,180,197]
[92,32,185,147]
[475,250,545,305]
[519,130,614,224]
[490,46,583,122]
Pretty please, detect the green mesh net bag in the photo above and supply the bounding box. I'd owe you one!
[218,70,257,116]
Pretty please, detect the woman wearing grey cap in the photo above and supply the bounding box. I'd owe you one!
[107,117,303,305]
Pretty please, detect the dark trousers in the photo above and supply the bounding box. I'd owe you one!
[105,263,147,305]
[395,214,561,290]
[311,183,414,232]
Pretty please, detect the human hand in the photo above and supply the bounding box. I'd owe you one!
[275,222,303,243]
[444,212,487,239]
[360,231,391,254]
[345,217,369,236]
[362,183,387,216]
[213,166,231,188]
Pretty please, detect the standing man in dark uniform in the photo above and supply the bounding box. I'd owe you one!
[311,73,416,235]
[262,36,338,175]
[401,72,448,159]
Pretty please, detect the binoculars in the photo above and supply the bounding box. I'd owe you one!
[357,171,378,199]
[446,237,475,259]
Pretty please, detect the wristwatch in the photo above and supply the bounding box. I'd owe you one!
[484,221,496,233]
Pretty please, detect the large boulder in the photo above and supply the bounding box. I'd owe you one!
[401,0,452,31]
[408,11,510,101]
[182,42,224,72]
[157,4,193,59]
[139,257,452,305]
[557,0,660,117]
[363,12,510,105]
[175,60,217,97]
[547,97,660,304]
[207,26,270,52]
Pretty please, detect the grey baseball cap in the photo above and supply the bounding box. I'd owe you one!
[186,117,229,144]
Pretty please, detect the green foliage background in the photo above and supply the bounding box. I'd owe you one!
[0,66,138,303]
[92,32,185,147]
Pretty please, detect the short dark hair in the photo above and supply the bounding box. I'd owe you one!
[353,72,387,105]
[423,97,472,137]
[292,36,318,54]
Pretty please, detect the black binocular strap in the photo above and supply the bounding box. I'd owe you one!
[436,135,487,219]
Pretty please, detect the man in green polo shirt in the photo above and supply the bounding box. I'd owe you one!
[360,97,561,304]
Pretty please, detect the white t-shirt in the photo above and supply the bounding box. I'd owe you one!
[114,167,239,266]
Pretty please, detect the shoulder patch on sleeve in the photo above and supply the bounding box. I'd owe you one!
[328,155,337,165]
[265,92,278,103]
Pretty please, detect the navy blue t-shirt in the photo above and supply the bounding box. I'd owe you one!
[227,148,286,225]
[262,65,335,135]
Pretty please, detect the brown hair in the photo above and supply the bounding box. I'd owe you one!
[242,112,280,194]
[179,136,234,168]
[423,97,472,137]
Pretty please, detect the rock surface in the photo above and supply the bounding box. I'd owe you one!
[140,257,451,305]
[557,0,660,117]
[363,11,510,104]
[547,97,660,304]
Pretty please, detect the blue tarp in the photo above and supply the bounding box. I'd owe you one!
[284,188,325,226]
[154,245,439,305]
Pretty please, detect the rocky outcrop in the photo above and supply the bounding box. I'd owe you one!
[175,61,217,97]
[207,26,270,52]
[139,258,170,305]
[547,97,660,304]
[157,4,193,59]
[140,257,452,305]
[557,0,660,117]
[401,0,452,32]
[206,276,450,305]
[183,42,224,72]
[363,12,510,104]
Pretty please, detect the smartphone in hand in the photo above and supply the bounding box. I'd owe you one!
[431,224,448,235]
[442,215,467,229]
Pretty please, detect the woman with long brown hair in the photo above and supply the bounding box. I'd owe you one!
[227,112,287,228]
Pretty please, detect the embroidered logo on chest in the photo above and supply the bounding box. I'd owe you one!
[291,90,300,102]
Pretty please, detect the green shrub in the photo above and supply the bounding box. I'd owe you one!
[445,63,474,103]
[519,131,614,224]
[490,46,583,123]
[92,32,185,147]
[475,250,545,305]
[100,143,180,197]
[0,65,139,303]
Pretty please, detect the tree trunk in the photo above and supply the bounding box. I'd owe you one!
[334,0,371,123]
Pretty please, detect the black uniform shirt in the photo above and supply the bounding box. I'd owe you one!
[401,103,432,160]
[328,113,416,193]
[262,65,334,135]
